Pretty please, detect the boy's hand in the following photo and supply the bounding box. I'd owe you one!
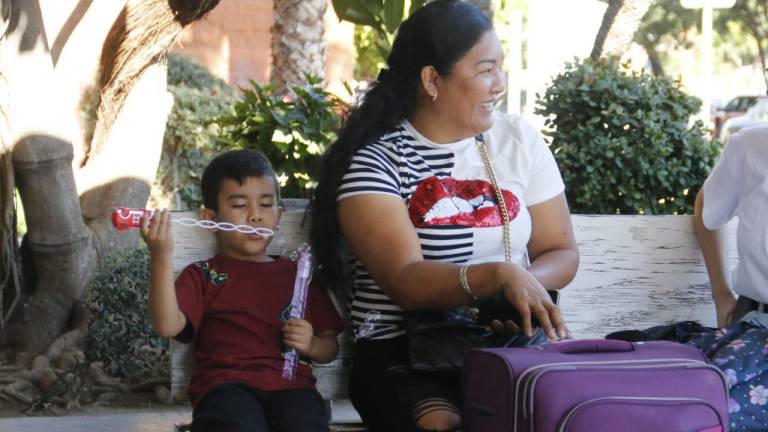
[283,319,315,356]
[140,209,173,257]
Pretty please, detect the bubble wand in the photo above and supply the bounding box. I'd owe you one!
[282,245,313,380]
[111,206,275,237]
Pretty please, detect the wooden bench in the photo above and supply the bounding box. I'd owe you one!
[169,199,738,425]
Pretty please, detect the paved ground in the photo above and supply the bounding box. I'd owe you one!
[0,401,364,431]
[0,407,191,432]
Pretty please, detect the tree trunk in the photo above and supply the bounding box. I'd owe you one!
[11,135,98,354]
[738,0,768,93]
[640,40,664,76]
[271,0,327,91]
[0,64,21,333]
[591,0,653,60]
[0,0,217,357]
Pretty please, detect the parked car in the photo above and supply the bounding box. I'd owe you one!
[719,97,768,143]
[713,95,766,138]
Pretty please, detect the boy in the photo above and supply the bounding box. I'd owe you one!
[141,149,344,432]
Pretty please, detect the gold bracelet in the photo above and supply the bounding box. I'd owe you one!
[459,263,478,301]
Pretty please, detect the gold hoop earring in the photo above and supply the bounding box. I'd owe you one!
[432,91,438,102]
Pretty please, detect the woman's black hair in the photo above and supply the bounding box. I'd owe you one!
[310,0,492,286]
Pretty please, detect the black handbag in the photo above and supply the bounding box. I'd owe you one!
[407,293,557,371]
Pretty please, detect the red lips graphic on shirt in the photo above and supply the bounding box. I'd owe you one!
[408,176,520,228]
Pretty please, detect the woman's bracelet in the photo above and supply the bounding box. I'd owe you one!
[459,263,479,301]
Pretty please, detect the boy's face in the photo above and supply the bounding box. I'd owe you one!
[201,176,283,262]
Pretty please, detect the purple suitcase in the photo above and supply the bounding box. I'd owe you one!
[463,339,728,432]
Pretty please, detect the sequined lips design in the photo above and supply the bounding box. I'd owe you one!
[407,176,520,228]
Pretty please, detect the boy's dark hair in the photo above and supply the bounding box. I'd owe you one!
[201,149,280,211]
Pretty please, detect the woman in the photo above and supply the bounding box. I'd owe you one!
[311,1,578,430]
[695,124,768,328]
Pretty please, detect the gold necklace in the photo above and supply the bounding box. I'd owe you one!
[476,134,512,263]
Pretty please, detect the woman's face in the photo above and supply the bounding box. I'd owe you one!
[434,31,506,138]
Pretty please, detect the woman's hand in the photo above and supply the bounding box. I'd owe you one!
[497,263,567,340]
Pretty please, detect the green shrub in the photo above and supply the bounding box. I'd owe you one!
[157,85,235,210]
[217,76,346,198]
[85,247,168,385]
[167,53,232,95]
[153,55,236,210]
[535,57,719,214]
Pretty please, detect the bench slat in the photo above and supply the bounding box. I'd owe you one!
[561,215,737,338]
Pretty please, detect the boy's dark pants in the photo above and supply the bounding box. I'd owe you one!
[191,382,329,432]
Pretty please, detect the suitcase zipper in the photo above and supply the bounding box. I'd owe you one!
[556,396,725,432]
[523,363,727,432]
[510,359,713,432]
[525,362,715,419]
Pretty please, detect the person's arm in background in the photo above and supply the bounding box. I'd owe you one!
[694,189,736,327]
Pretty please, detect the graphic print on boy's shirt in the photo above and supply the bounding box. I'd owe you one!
[193,261,228,284]
[408,176,520,227]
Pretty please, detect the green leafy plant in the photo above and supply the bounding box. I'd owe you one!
[353,24,387,81]
[153,54,236,210]
[217,76,347,198]
[333,0,428,81]
[333,0,428,53]
[157,85,235,210]
[535,57,719,215]
[85,247,169,385]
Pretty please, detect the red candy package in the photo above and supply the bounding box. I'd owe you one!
[111,207,152,231]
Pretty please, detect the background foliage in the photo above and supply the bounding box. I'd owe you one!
[334,0,428,82]
[167,54,232,92]
[217,77,346,198]
[85,247,169,385]
[151,54,236,211]
[535,56,719,215]
[333,0,428,57]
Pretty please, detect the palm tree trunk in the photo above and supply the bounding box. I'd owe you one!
[271,0,327,91]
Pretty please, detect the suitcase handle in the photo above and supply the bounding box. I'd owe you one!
[554,339,634,354]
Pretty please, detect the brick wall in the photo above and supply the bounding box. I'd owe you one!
[172,0,354,97]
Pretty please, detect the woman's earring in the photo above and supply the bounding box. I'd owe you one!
[432,90,438,102]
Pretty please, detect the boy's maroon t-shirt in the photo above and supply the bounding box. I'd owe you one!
[174,255,345,407]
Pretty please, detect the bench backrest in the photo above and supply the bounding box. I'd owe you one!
[169,200,738,401]
[560,215,736,338]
